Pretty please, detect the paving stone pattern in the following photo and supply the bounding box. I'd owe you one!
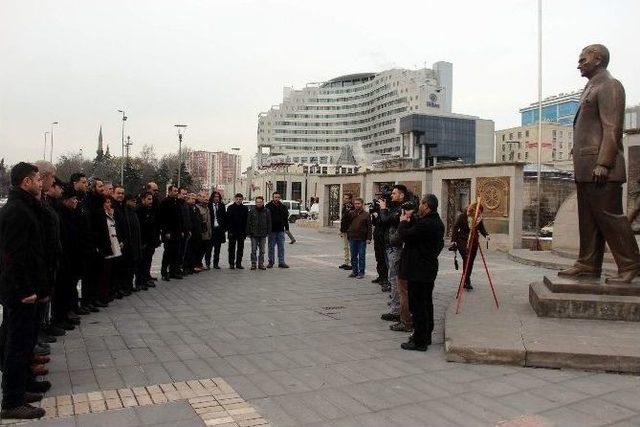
[2,226,640,426]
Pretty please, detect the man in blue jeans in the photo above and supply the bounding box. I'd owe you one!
[266,191,290,268]
[346,198,372,279]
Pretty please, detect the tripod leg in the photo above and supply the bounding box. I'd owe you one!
[478,244,499,309]
[455,235,477,314]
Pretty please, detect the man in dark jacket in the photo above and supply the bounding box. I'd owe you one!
[184,193,203,274]
[378,185,407,319]
[338,193,353,270]
[112,186,134,297]
[451,203,489,291]
[124,194,142,290]
[226,193,248,269]
[397,194,444,351]
[246,196,271,270]
[266,192,290,268]
[208,191,227,269]
[346,198,372,279]
[177,187,192,274]
[158,185,181,280]
[53,186,83,328]
[0,162,48,419]
[137,191,159,289]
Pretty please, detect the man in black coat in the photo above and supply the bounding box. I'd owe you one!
[207,191,227,269]
[184,193,203,274]
[0,162,48,419]
[338,193,353,269]
[112,186,133,297]
[397,194,444,352]
[226,193,248,269]
[53,185,83,328]
[266,191,290,268]
[158,185,181,280]
[137,191,159,289]
[177,187,192,274]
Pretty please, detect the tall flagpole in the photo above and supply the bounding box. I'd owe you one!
[535,0,543,249]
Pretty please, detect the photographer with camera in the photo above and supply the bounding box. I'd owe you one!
[370,194,390,290]
[397,194,445,351]
[378,184,409,325]
[338,193,354,270]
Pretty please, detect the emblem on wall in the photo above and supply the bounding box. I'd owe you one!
[476,177,510,217]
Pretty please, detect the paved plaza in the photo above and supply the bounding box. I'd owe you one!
[3,225,640,426]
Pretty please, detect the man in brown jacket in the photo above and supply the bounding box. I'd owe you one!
[559,44,640,283]
[346,198,372,279]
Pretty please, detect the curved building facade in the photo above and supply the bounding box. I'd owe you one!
[257,62,453,166]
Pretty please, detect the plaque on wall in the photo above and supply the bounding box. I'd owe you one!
[628,146,640,230]
[476,177,510,218]
[342,183,361,198]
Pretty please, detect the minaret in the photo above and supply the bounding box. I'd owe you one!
[96,125,104,160]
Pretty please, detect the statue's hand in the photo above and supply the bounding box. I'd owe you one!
[593,165,609,184]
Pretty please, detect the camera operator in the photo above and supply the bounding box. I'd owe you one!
[338,193,354,270]
[378,184,408,322]
[397,194,445,351]
[370,194,390,290]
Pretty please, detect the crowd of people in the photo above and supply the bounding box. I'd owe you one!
[339,185,486,352]
[0,161,294,420]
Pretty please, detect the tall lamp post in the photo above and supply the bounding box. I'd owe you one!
[50,122,58,163]
[175,124,188,188]
[43,131,50,160]
[117,110,127,185]
[231,147,240,195]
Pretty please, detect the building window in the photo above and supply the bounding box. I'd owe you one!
[517,132,522,138]
[276,181,287,197]
[525,152,529,159]
[502,134,505,141]
[291,182,302,201]
[509,133,513,139]
[525,130,530,137]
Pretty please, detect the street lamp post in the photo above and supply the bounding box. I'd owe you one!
[50,122,58,162]
[43,131,50,160]
[175,124,187,188]
[535,0,543,250]
[231,147,240,196]
[117,110,127,185]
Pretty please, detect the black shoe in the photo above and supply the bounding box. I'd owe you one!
[24,392,43,404]
[278,263,290,269]
[34,345,51,356]
[43,325,66,337]
[258,265,266,270]
[339,264,352,270]
[463,284,474,291]
[39,334,57,343]
[122,290,132,296]
[56,321,75,331]
[0,404,45,420]
[236,265,244,270]
[147,281,156,288]
[267,263,274,268]
[131,287,140,292]
[229,265,235,269]
[381,313,400,322]
[381,284,391,292]
[250,265,257,270]
[27,380,51,394]
[67,317,81,326]
[94,301,108,308]
[348,273,357,278]
[213,265,221,270]
[401,341,428,351]
[74,307,91,315]
[372,277,381,283]
[162,273,171,281]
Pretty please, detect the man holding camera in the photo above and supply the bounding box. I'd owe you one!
[397,194,445,351]
[378,185,408,323]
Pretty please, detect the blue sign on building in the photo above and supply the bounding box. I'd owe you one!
[521,100,579,126]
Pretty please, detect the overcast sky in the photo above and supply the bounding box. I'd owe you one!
[1,0,639,167]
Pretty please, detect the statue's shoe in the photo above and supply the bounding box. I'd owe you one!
[605,268,640,284]
[558,266,601,278]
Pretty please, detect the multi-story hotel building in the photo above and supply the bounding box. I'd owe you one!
[520,91,581,126]
[257,62,460,166]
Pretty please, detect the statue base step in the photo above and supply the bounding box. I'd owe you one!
[529,276,640,321]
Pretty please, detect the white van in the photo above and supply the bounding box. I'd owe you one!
[225,199,301,223]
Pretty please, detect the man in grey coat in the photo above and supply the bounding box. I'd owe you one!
[246,196,271,270]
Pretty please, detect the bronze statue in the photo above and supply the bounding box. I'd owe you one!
[558,44,640,284]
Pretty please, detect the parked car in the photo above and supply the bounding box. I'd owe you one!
[540,221,554,237]
[226,199,301,223]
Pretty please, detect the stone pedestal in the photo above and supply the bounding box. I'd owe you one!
[530,276,640,321]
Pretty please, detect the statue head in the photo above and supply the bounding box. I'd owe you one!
[578,44,610,79]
